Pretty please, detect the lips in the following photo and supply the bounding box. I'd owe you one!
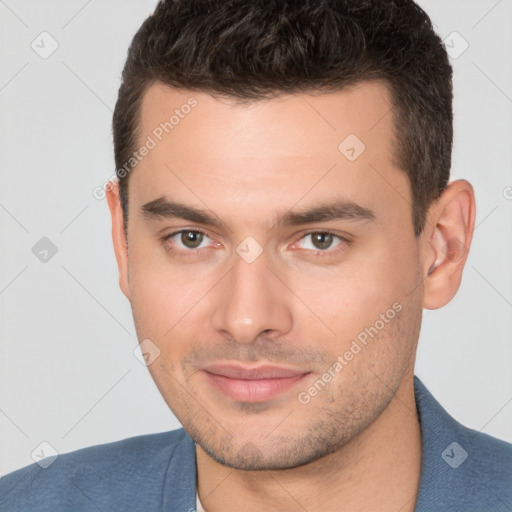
[203,363,306,380]
[201,363,311,402]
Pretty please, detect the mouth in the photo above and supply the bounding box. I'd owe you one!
[200,363,312,403]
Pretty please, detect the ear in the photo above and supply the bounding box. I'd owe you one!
[106,180,131,301]
[421,179,476,310]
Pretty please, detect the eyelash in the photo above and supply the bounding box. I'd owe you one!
[159,229,351,258]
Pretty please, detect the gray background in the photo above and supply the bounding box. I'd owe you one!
[1,0,511,476]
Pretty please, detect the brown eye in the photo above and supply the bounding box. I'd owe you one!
[161,229,213,255]
[310,232,335,250]
[295,231,347,255]
[180,230,204,249]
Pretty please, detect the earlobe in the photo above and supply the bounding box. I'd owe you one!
[422,180,476,310]
[105,180,131,301]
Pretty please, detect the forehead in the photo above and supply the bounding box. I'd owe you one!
[130,80,410,231]
[138,80,394,157]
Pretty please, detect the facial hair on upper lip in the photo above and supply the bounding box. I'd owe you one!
[181,337,331,376]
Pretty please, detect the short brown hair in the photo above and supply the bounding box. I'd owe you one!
[112,0,453,238]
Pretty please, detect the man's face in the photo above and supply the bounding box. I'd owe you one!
[115,81,426,470]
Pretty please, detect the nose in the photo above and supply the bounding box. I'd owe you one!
[210,247,293,345]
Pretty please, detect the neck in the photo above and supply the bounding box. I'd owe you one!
[196,373,422,512]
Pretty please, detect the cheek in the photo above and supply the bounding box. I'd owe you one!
[127,239,221,346]
[293,250,404,332]
[285,235,418,360]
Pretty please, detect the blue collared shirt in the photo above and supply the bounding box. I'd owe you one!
[1,376,511,511]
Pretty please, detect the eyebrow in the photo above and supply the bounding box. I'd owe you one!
[141,197,376,229]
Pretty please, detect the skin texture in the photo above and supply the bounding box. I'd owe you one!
[106,80,475,512]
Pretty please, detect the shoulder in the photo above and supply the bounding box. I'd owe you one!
[414,376,512,511]
[451,417,512,506]
[0,428,190,512]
